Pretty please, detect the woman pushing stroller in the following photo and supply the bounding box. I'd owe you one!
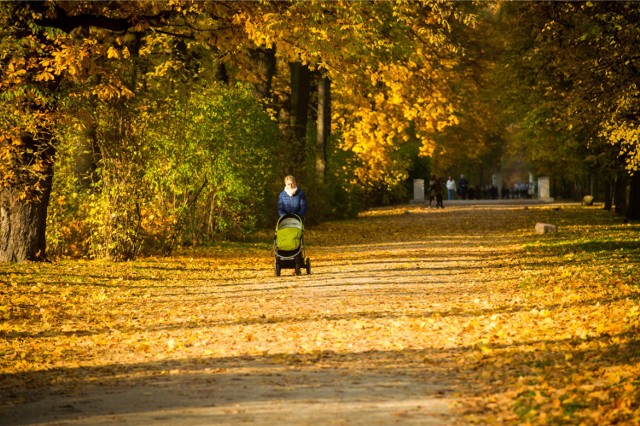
[273,175,310,276]
[277,175,307,219]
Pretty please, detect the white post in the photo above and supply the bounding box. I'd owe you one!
[492,173,502,197]
[537,176,552,201]
[413,179,425,203]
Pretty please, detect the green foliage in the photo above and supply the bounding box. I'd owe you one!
[145,82,279,244]
[310,133,365,220]
[306,173,364,223]
[46,163,93,259]
[47,82,279,259]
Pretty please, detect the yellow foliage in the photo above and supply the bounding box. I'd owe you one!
[600,119,640,173]
[107,46,120,59]
[226,1,467,188]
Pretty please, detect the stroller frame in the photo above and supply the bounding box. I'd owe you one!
[273,213,311,276]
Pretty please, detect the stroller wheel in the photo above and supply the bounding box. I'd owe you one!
[305,258,311,275]
[274,259,281,277]
[294,261,301,276]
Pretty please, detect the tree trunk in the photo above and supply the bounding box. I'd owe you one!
[614,171,627,216]
[250,48,276,99]
[0,168,53,262]
[287,62,311,178]
[626,172,640,221]
[316,74,331,184]
[603,173,612,211]
[215,62,229,84]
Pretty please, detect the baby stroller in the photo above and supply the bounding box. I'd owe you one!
[273,213,311,276]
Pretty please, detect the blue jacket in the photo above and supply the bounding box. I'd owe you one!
[278,188,308,217]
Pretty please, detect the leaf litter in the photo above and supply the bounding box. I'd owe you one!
[1,203,639,425]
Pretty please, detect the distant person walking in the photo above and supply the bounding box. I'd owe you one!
[429,175,445,209]
[436,177,445,208]
[428,175,438,208]
[458,174,469,200]
[446,176,456,200]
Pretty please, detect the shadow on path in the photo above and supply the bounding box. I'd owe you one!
[1,349,464,425]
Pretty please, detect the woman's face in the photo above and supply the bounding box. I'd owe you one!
[285,179,296,189]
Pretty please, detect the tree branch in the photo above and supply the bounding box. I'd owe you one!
[37,6,132,33]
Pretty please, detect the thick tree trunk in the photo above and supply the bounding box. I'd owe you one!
[316,75,331,184]
[0,169,53,262]
[0,128,55,262]
[626,172,640,221]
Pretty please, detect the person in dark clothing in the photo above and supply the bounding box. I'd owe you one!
[428,175,438,208]
[458,174,469,200]
[277,175,308,218]
[429,175,444,208]
[436,177,445,208]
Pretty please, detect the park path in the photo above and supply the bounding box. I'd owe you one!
[2,203,545,425]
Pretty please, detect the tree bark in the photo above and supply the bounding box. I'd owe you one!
[0,161,54,262]
[0,59,57,265]
[316,74,331,184]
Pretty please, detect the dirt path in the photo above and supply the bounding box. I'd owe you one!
[2,203,551,425]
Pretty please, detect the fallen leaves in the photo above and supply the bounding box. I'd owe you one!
[1,204,639,424]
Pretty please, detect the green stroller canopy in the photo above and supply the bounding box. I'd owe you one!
[275,216,303,251]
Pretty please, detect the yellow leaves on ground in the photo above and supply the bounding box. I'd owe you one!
[1,204,639,424]
[452,207,640,425]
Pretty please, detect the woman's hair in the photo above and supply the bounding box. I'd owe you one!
[284,175,296,184]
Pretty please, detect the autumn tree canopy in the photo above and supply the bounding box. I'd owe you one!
[1,0,474,262]
[495,1,640,218]
[2,0,640,262]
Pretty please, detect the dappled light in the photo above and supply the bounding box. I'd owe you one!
[1,204,639,424]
